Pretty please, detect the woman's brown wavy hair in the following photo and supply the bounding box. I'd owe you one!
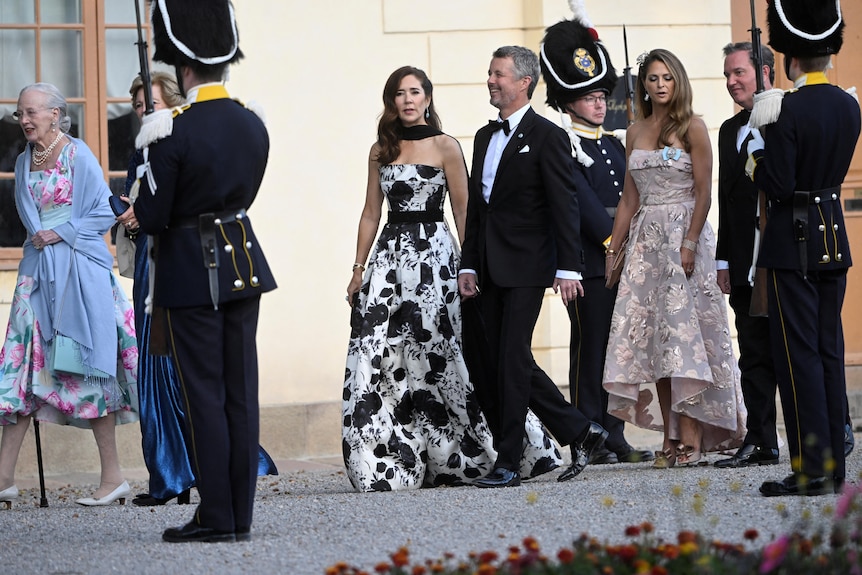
[376,66,441,165]
[635,49,694,152]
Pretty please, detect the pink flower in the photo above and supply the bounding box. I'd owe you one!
[835,482,861,520]
[121,346,139,371]
[8,343,26,369]
[31,340,45,371]
[759,535,789,573]
[78,401,99,419]
[122,308,136,337]
[53,178,73,206]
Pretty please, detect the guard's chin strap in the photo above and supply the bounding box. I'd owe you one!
[175,65,186,98]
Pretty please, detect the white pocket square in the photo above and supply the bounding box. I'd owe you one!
[518,145,530,153]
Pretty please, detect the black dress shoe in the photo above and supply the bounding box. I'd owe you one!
[558,423,608,482]
[589,448,619,465]
[846,423,855,457]
[474,467,521,488]
[614,445,655,463]
[133,489,191,507]
[163,521,236,543]
[760,473,836,497]
[714,444,779,468]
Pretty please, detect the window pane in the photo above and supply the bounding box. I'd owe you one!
[109,108,136,172]
[66,103,83,140]
[0,179,27,247]
[106,29,139,112]
[0,114,27,173]
[40,30,83,98]
[105,0,139,24]
[0,0,35,24]
[40,0,82,24]
[0,30,36,101]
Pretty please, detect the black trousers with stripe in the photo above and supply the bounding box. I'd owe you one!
[166,296,261,532]
[768,268,846,480]
[567,277,626,452]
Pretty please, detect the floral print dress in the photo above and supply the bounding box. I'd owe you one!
[0,144,138,429]
[342,164,561,492]
[603,149,746,452]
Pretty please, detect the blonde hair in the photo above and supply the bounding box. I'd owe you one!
[128,71,183,108]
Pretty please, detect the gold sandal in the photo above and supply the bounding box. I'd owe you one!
[653,448,676,469]
[675,444,703,467]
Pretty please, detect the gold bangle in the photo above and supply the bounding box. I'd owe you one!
[352,262,366,272]
[606,248,617,255]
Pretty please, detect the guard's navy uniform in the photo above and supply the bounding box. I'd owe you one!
[565,124,629,454]
[752,75,860,483]
[135,84,276,534]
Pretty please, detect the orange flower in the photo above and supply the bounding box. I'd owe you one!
[477,565,497,575]
[641,522,655,534]
[633,559,651,573]
[677,530,697,545]
[411,567,426,575]
[523,536,540,552]
[660,544,679,560]
[391,548,410,567]
[557,548,575,564]
[374,563,391,574]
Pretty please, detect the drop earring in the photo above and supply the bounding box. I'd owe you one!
[644,93,650,101]
[51,121,57,132]
[425,108,429,119]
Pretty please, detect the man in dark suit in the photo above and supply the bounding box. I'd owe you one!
[458,45,607,488]
[133,0,276,540]
[747,0,859,496]
[538,17,652,468]
[713,42,780,469]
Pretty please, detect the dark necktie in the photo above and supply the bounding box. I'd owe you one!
[488,119,510,136]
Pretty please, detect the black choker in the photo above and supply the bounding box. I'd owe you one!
[400,125,443,140]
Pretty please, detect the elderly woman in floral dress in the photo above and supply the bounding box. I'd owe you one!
[0,83,138,509]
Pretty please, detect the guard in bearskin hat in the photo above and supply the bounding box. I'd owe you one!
[132,0,277,540]
[745,0,860,497]
[539,1,653,472]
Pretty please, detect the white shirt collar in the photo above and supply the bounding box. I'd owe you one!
[498,103,531,132]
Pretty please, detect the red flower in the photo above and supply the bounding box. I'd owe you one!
[557,548,575,564]
[523,536,540,552]
[625,525,642,537]
[678,530,697,545]
[744,529,760,541]
[651,567,669,575]
[391,548,410,567]
[641,522,655,534]
[374,563,391,574]
[478,551,499,565]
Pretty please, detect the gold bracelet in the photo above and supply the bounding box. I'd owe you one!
[352,262,366,272]
[681,239,698,252]
[606,248,617,255]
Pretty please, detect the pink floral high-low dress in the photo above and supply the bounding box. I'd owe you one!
[0,144,138,429]
[603,148,746,452]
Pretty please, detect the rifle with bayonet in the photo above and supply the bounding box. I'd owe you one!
[134,0,154,116]
[748,0,768,317]
[622,25,636,125]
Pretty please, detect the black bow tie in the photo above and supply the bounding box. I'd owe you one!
[488,119,511,136]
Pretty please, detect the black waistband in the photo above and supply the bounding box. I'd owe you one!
[387,209,444,224]
[799,186,841,204]
[171,208,247,229]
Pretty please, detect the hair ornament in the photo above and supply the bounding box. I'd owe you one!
[636,51,650,67]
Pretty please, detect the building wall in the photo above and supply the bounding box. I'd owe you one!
[7,0,744,475]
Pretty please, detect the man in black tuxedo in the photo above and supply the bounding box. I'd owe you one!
[133,0,276,540]
[539,15,653,468]
[459,45,607,488]
[747,0,859,496]
[713,42,780,469]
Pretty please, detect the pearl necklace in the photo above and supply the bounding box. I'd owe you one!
[32,131,65,167]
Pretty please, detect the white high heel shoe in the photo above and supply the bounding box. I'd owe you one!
[75,480,130,507]
[0,485,19,509]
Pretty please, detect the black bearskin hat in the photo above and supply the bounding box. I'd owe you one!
[149,0,244,68]
[540,17,618,112]
[767,0,844,57]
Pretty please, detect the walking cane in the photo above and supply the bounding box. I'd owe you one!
[33,420,48,507]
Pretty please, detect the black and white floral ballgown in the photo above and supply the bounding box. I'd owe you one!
[343,161,562,492]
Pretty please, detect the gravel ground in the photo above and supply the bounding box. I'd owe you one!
[2,438,859,575]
